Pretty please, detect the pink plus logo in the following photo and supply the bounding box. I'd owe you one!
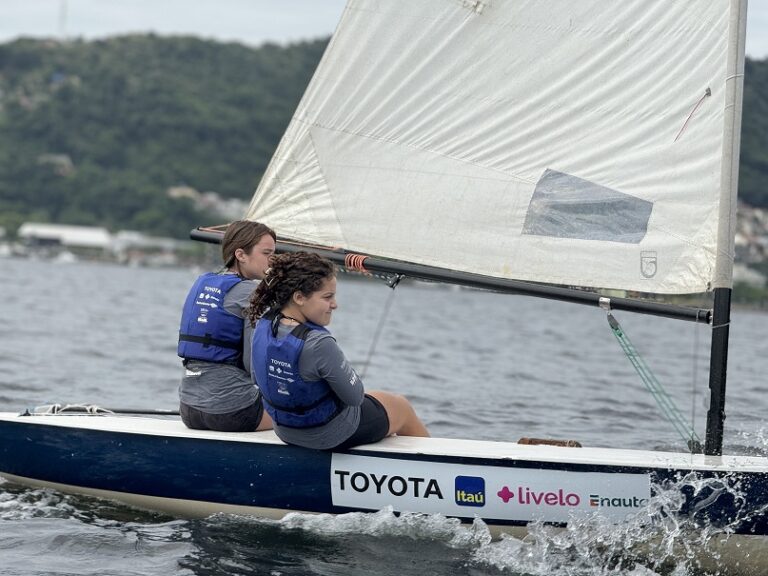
[497,485,580,507]
[497,486,515,502]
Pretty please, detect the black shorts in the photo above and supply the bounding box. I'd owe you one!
[335,394,390,449]
[180,401,265,432]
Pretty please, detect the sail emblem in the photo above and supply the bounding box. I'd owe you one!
[640,252,658,278]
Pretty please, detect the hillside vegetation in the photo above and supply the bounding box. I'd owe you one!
[0,35,326,237]
[0,36,766,238]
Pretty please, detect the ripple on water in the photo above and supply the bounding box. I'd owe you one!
[1,259,767,576]
[0,481,193,575]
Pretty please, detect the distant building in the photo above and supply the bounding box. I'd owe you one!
[112,230,187,266]
[167,185,200,201]
[166,185,247,220]
[37,154,75,176]
[18,222,112,251]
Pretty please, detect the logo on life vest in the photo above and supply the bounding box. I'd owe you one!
[454,476,485,507]
[268,359,294,395]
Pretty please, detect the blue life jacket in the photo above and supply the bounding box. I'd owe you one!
[252,312,341,428]
[178,273,245,364]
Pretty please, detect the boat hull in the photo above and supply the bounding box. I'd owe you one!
[1,412,768,574]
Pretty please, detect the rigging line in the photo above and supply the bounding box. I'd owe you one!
[359,275,403,380]
[613,335,692,440]
[674,87,712,142]
[606,313,702,449]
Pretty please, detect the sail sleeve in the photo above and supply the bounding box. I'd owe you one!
[247,0,747,295]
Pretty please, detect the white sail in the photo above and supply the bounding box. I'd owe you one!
[247,0,747,294]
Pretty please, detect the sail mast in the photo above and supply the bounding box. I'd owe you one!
[705,288,732,455]
[703,0,748,456]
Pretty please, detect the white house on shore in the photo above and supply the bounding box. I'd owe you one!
[15,223,190,266]
[18,222,112,251]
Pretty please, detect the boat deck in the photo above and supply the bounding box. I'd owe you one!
[2,411,767,473]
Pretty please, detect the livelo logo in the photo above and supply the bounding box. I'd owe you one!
[589,494,648,508]
[455,476,485,507]
[334,470,444,499]
[497,485,581,506]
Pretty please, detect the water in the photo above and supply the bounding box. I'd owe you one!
[1,257,767,575]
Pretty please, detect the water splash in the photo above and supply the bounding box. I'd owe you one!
[734,425,768,457]
[471,471,767,576]
[1,472,763,575]
[0,478,80,520]
[248,471,764,576]
[277,506,492,548]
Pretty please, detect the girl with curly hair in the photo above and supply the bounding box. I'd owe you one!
[248,251,429,449]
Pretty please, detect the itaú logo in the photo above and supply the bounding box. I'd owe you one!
[497,485,581,507]
[455,475,485,507]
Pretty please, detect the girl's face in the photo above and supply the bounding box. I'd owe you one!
[235,234,275,280]
[295,276,337,326]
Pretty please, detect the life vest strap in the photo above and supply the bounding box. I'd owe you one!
[261,390,336,415]
[265,309,315,341]
[178,333,241,350]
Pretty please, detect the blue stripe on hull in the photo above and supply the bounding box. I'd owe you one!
[0,421,335,513]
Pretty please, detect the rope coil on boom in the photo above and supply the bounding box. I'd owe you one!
[344,253,370,274]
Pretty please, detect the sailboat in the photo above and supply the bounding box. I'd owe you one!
[1,0,766,573]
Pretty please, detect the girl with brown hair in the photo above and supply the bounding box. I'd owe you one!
[248,251,429,449]
[177,220,276,432]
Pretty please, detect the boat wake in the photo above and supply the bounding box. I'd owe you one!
[0,479,192,576]
[266,470,767,576]
[277,505,492,547]
[273,507,672,575]
[1,472,764,576]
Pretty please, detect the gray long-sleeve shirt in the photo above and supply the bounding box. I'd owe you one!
[267,323,364,449]
[179,276,260,413]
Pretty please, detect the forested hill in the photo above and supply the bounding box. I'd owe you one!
[741,57,768,207]
[0,35,327,238]
[0,36,767,239]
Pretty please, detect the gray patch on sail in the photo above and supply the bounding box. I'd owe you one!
[522,169,652,244]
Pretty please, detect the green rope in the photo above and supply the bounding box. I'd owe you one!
[606,312,702,452]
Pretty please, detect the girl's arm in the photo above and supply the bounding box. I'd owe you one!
[303,333,365,407]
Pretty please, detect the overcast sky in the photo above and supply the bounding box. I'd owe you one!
[0,0,766,58]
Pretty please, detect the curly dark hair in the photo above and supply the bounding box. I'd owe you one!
[247,252,336,325]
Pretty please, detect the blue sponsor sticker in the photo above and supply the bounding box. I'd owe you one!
[455,475,485,507]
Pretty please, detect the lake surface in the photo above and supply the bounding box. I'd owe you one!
[1,257,767,575]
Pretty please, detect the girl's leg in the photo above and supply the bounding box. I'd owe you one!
[256,407,273,431]
[366,390,430,437]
